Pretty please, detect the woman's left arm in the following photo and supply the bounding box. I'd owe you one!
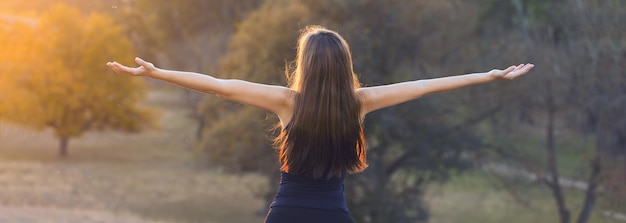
[409,63,533,94]
[358,63,534,115]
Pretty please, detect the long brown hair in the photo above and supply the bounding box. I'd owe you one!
[274,25,367,179]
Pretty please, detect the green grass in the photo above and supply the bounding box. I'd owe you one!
[479,119,596,180]
[1,86,622,223]
[426,170,622,223]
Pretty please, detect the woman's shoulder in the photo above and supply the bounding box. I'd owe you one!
[277,89,297,128]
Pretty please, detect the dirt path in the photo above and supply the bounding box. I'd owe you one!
[0,206,172,223]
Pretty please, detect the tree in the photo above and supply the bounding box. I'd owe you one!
[197,0,623,221]
[568,2,626,220]
[197,1,309,213]
[4,4,157,157]
[0,14,38,130]
[121,0,263,140]
[476,1,626,222]
[1,0,119,14]
[200,1,490,221]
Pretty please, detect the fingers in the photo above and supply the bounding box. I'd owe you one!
[106,62,123,74]
[135,57,154,69]
[505,63,535,79]
[135,57,147,66]
[106,61,135,75]
[504,65,516,73]
[520,63,535,74]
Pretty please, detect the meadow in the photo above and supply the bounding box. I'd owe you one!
[0,87,265,223]
[0,87,623,223]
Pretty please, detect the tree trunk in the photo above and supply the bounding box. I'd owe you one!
[576,154,601,223]
[59,137,69,157]
[545,82,570,223]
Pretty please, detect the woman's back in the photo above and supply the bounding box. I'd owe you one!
[271,172,348,212]
[273,26,367,180]
[266,171,355,223]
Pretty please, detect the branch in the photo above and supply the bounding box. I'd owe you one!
[575,154,602,223]
[385,105,503,175]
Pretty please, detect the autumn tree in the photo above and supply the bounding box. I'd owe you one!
[0,0,115,14]
[4,4,157,157]
[0,15,38,129]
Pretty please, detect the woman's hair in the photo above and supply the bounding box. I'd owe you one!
[274,25,367,179]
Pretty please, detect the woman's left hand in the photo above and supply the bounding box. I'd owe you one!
[489,63,535,80]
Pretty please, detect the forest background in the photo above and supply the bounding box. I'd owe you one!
[0,0,624,223]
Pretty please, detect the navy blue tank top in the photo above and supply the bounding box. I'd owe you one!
[270,172,349,213]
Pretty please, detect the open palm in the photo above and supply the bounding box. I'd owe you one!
[490,63,535,80]
[107,57,157,77]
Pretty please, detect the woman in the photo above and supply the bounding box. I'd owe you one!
[107,25,534,223]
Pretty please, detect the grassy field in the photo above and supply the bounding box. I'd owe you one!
[426,170,624,223]
[1,86,623,223]
[0,87,266,223]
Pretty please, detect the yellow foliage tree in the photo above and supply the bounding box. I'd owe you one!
[4,4,157,157]
[0,16,37,128]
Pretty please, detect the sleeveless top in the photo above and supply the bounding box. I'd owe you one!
[270,171,349,213]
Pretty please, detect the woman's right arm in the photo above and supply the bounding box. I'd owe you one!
[107,58,293,121]
[357,64,534,115]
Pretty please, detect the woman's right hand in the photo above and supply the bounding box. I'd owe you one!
[107,57,157,77]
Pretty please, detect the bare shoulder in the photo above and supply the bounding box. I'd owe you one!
[277,88,297,127]
[355,88,371,118]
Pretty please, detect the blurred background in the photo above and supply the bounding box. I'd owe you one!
[0,0,625,222]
